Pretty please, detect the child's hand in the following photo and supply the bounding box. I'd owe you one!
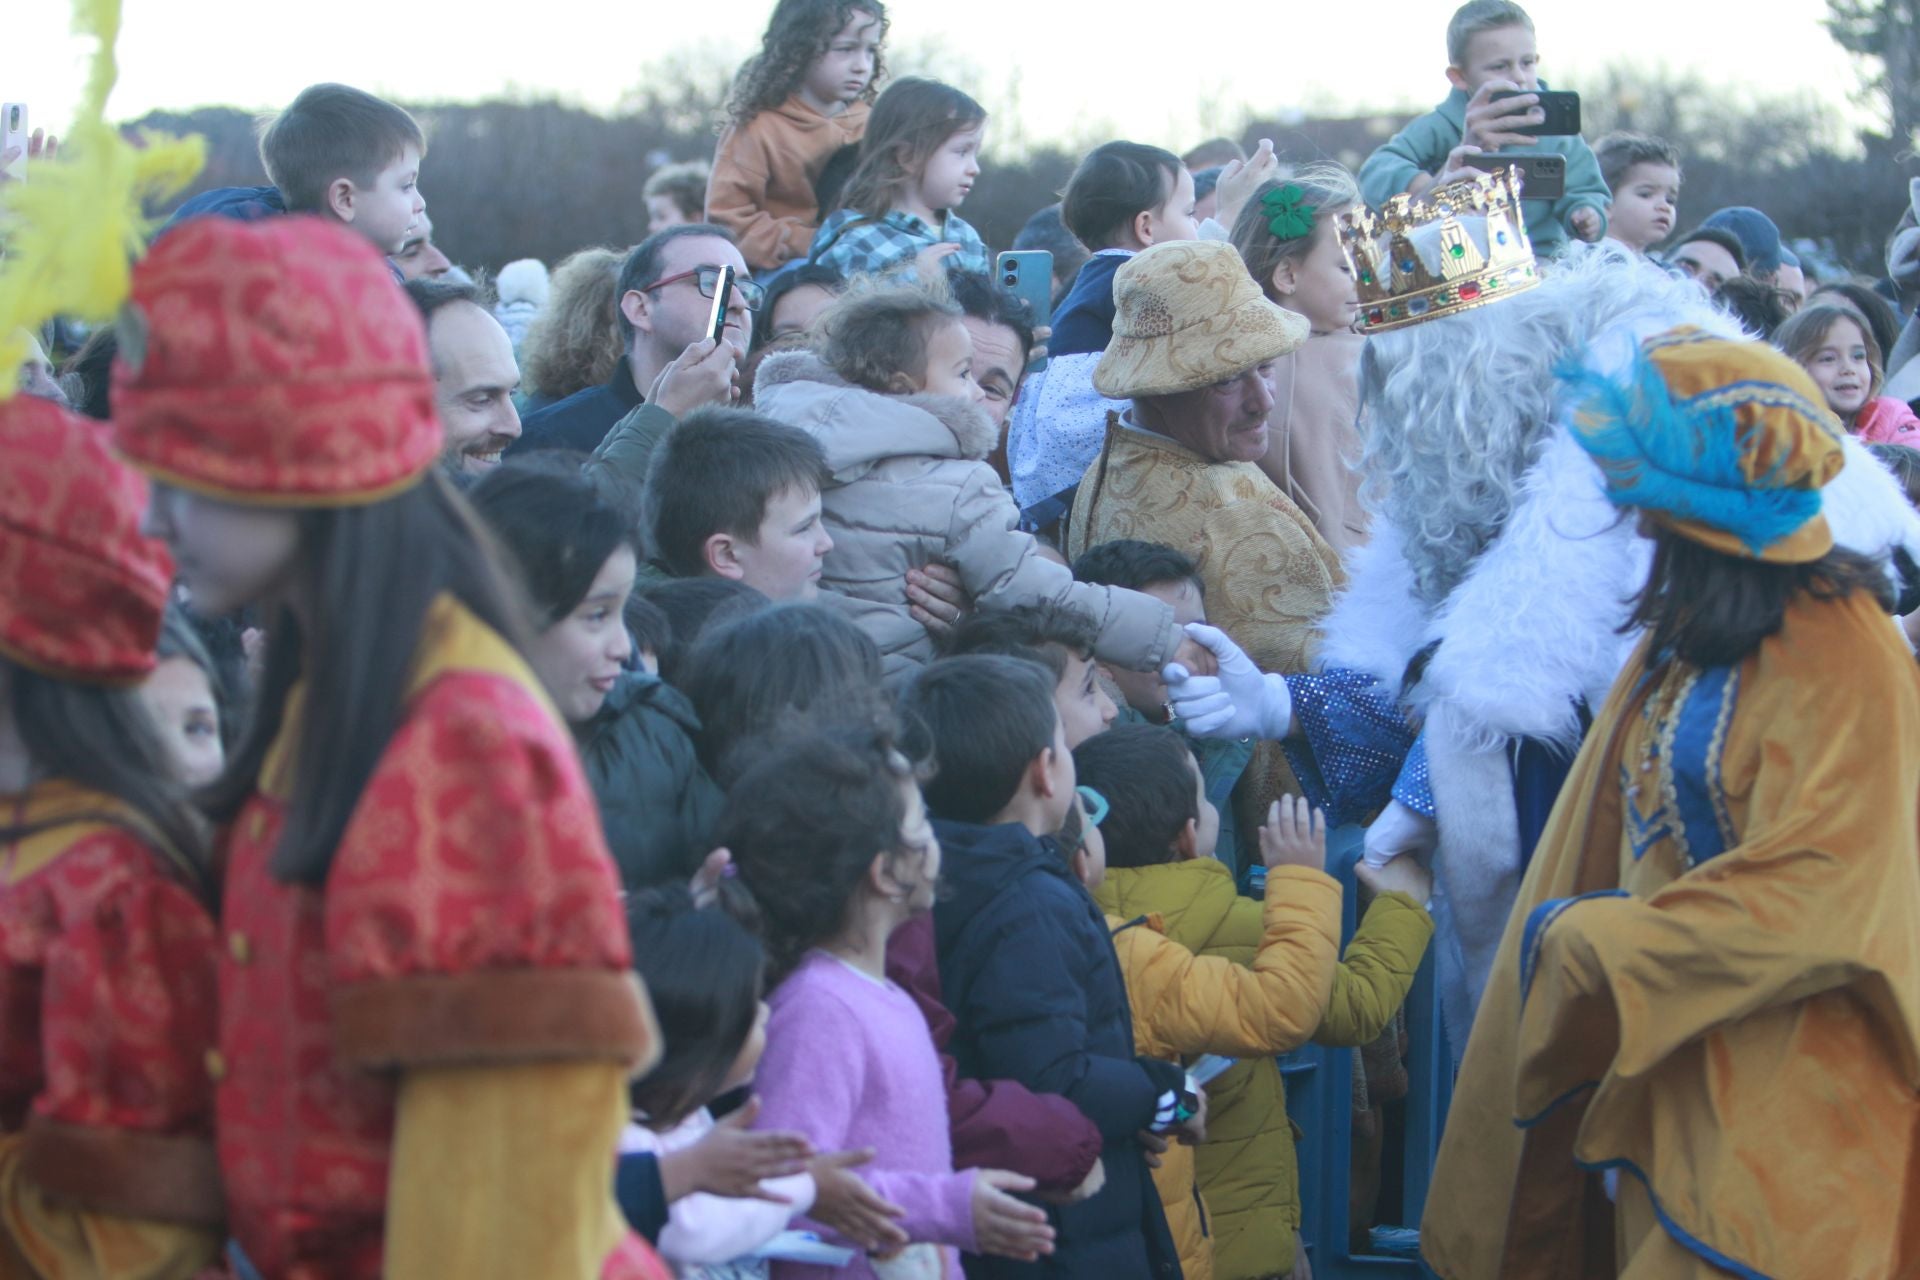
[1169,634,1220,680]
[1213,138,1280,231]
[688,847,731,907]
[1136,1129,1169,1168]
[1356,854,1434,907]
[650,337,740,418]
[677,1097,813,1201]
[1431,142,1488,190]
[1570,206,1604,242]
[0,129,56,185]
[808,1149,910,1252]
[1174,1088,1208,1145]
[1461,81,1541,152]
[1033,1157,1105,1205]
[970,1170,1056,1261]
[1260,796,1327,872]
[914,242,962,277]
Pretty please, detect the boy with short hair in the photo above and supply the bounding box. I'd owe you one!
[1595,132,1681,255]
[1075,727,1435,1280]
[643,406,834,601]
[1357,0,1609,257]
[904,655,1189,1280]
[644,161,711,234]
[166,83,426,262]
[942,602,1117,747]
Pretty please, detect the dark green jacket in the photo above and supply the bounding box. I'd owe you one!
[578,671,723,890]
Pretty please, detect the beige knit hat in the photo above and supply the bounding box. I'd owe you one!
[1093,240,1309,399]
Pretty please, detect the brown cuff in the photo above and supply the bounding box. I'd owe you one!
[333,967,659,1075]
[21,1117,224,1226]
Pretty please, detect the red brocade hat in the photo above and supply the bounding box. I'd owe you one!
[111,216,440,507]
[0,396,173,684]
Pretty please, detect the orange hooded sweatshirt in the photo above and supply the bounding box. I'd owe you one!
[707,94,870,271]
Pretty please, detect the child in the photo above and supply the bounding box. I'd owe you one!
[901,655,1191,1280]
[167,83,427,260]
[1229,167,1371,555]
[1075,728,1435,1280]
[1072,539,1257,879]
[144,604,229,786]
[710,0,885,272]
[468,454,725,891]
[641,577,773,686]
[117,217,658,1279]
[620,886,913,1271]
[647,161,712,234]
[753,285,1210,679]
[725,726,1058,1278]
[943,601,1118,747]
[645,408,836,601]
[808,78,989,281]
[1776,301,1920,445]
[1594,132,1681,255]
[0,397,224,1277]
[1356,0,1609,257]
[1008,142,1203,524]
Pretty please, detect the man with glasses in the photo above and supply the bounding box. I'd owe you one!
[515,224,758,455]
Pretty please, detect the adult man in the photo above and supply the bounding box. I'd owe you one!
[514,224,752,455]
[404,278,522,475]
[394,210,453,280]
[1664,226,1745,293]
[949,271,1036,436]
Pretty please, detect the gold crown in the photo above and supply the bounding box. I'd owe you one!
[1337,166,1540,333]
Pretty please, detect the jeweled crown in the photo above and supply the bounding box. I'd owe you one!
[1337,166,1541,333]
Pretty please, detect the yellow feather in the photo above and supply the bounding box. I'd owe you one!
[0,0,205,399]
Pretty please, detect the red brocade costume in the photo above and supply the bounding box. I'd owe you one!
[213,598,664,1280]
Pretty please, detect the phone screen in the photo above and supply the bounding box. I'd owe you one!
[707,265,735,343]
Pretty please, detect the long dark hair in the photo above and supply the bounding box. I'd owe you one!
[2,659,209,896]
[1626,529,1893,668]
[725,0,889,126]
[203,475,530,887]
[625,884,766,1126]
[466,453,640,626]
[839,78,984,219]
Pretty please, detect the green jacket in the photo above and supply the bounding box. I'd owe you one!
[577,671,724,890]
[1356,84,1609,257]
[1094,857,1433,1280]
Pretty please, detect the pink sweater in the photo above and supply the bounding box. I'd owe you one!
[1856,396,1920,447]
[756,949,978,1280]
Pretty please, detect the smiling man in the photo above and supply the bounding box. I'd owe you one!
[405,277,522,476]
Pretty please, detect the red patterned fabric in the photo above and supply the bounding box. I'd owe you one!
[216,659,639,1278]
[0,398,172,684]
[111,216,441,507]
[0,787,218,1145]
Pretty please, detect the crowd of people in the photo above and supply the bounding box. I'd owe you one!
[6,0,1920,1278]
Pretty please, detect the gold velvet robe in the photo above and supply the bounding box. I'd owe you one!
[1423,587,1920,1279]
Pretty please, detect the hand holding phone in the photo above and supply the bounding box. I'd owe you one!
[1461,152,1567,200]
[707,264,737,344]
[1,104,30,183]
[1489,88,1580,138]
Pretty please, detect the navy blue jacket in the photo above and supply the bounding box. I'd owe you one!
[512,356,646,456]
[164,184,288,232]
[933,819,1183,1280]
[1048,254,1129,359]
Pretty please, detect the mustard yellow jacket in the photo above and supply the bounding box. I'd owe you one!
[1099,858,1433,1279]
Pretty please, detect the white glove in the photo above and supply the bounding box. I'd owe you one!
[1159,623,1291,741]
[1362,799,1437,870]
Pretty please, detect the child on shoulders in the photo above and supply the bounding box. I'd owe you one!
[1595,133,1681,257]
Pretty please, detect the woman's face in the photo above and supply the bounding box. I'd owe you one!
[141,655,224,786]
[1143,362,1279,463]
[1274,215,1361,334]
[142,484,301,618]
[525,544,638,724]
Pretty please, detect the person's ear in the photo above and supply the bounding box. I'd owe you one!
[865,849,896,898]
[1172,818,1199,861]
[1270,257,1301,300]
[704,532,745,581]
[1028,749,1059,800]
[886,370,919,395]
[1132,208,1157,248]
[1445,65,1471,93]
[326,177,356,224]
[620,290,652,341]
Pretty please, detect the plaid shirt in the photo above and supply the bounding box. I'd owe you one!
[808,208,991,280]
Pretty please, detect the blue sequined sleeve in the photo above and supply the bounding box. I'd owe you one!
[1280,669,1419,826]
[1392,733,1435,819]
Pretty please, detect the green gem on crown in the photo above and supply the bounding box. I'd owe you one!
[1449,243,1466,259]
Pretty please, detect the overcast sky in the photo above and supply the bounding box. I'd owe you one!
[10,0,1872,148]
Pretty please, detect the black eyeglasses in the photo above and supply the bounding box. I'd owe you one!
[644,265,767,311]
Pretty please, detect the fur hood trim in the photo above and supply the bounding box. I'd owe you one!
[754,350,1000,477]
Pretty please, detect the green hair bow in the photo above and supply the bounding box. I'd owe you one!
[1261,184,1316,241]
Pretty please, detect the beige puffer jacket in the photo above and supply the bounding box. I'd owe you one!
[754,351,1180,676]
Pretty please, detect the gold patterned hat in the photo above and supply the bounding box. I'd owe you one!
[1337,166,1540,334]
[1093,240,1309,399]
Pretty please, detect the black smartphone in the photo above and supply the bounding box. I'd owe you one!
[1490,89,1580,137]
[1462,152,1566,200]
[707,264,736,343]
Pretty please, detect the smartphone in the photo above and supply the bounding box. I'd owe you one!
[1490,88,1580,138]
[996,249,1053,374]
[706,264,736,344]
[1,104,28,182]
[1462,152,1566,200]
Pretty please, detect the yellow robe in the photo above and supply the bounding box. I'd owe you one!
[1423,587,1920,1279]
